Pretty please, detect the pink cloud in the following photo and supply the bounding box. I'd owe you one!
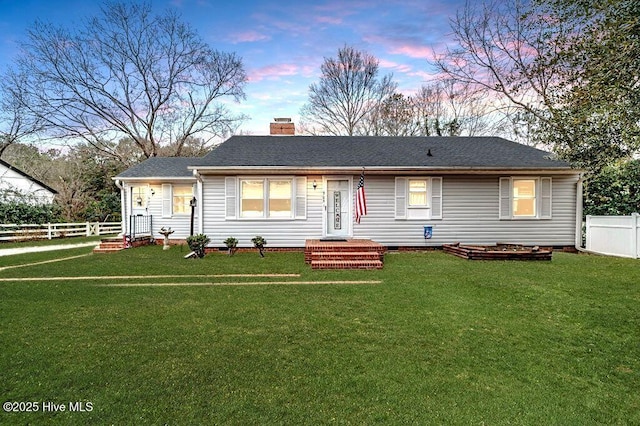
[228,30,270,44]
[248,63,314,82]
[389,44,433,60]
[364,33,436,61]
[378,58,412,74]
[315,15,343,25]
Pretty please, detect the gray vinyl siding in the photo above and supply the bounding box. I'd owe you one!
[123,182,196,240]
[148,183,195,239]
[201,175,323,248]
[197,173,578,248]
[353,175,578,247]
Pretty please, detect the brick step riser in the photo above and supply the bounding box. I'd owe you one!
[311,260,383,270]
[98,243,124,249]
[311,252,381,261]
[304,249,385,263]
[308,247,384,252]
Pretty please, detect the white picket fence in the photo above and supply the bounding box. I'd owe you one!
[585,213,640,259]
[0,221,122,242]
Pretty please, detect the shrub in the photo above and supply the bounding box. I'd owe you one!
[0,200,61,224]
[251,236,267,257]
[223,237,238,256]
[186,234,210,258]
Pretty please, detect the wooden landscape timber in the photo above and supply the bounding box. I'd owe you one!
[443,242,553,261]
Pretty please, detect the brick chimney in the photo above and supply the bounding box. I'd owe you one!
[270,117,295,135]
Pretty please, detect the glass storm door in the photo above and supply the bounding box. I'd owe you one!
[326,179,350,237]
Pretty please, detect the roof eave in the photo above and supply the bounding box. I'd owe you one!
[0,158,59,194]
[190,165,579,175]
[113,176,196,182]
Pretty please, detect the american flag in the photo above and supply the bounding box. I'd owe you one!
[355,169,367,224]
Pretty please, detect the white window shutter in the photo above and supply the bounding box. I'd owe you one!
[540,177,552,219]
[395,177,407,219]
[294,177,307,219]
[225,177,237,219]
[499,177,511,219]
[430,177,442,219]
[162,184,172,218]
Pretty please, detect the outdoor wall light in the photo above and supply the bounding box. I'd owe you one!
[313,180,317,190]
[136,196,143,206]
[150,188,155,196]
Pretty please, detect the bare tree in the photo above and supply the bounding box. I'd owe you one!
[360,80,494,137]
[413,80,495,137]
[0,73,44,158]
[432,0,640,167]
[301,45,397,136]
[5,1,247,161]
[363,93,418,136]
[431,0,568,135]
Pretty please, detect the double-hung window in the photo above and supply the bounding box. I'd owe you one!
[240,180,265,217]
[395,177,442,219]
[268,180,292,218]
[232,177,304,219]
[162,184,194,217]
[408,179,428,207]
[499,177,552,219]
[512,179,536,217]
[172,185,193,215]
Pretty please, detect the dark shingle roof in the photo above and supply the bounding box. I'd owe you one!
[116,157,200,179]
[196,136,572,170]
[116,136,574,178]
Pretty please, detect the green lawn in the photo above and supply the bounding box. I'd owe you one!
[1,246,639,424]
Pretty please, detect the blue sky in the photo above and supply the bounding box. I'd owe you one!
[0,0,465,136]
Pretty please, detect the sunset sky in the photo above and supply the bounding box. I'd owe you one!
[0,0,466,136]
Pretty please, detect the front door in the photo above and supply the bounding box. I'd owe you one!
[325,178,351,238]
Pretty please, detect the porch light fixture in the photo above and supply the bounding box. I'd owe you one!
[136,196,143,206]
[150,188,155,196]
[313,180,317,190]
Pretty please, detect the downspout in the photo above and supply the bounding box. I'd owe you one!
[575,173,584,250]
[115,179,127,237]
[193,169,204,235]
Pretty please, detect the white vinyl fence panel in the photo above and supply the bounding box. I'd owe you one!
[586,214,639,259]
[0,222,121,242]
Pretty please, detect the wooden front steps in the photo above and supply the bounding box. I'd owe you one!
[93,237,125,254]
[305,239,386,269]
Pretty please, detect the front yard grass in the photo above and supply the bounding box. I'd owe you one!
[1,246,639,424]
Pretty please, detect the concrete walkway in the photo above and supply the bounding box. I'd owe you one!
[0,242,98,257]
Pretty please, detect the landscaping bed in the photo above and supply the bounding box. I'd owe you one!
[443,242,553,260]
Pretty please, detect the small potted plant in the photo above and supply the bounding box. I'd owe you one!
[186,233,210,258]
[224,236,238,256]
[251,236,267,257]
